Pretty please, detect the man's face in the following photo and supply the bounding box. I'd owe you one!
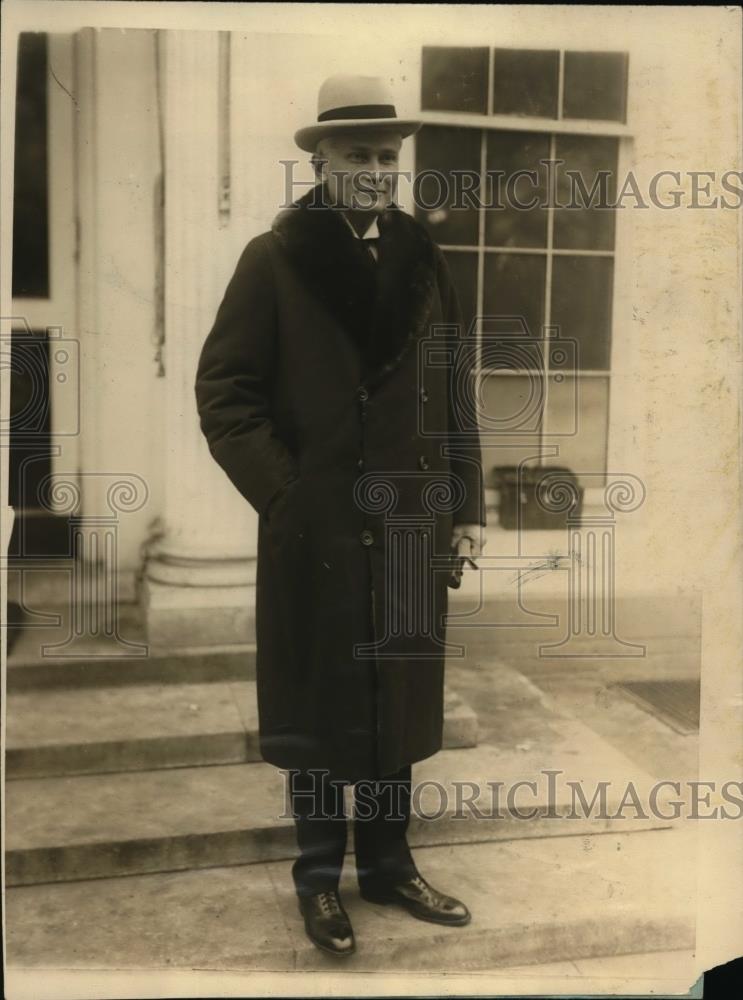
[316,130,403,213]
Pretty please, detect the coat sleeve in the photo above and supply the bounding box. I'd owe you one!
[194,236,299,517]
[435,248,488,528]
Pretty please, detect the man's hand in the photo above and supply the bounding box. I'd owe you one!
[451,523,485,563]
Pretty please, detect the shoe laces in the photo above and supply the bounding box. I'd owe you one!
[318,891,342,915]
[408,875,433,896]
[408,875,444,905]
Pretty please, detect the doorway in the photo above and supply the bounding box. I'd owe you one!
[7,32,79,651]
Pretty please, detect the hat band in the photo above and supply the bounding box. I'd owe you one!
[317,103,397,122]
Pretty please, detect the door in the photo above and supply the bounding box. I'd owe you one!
[9,31,78,561]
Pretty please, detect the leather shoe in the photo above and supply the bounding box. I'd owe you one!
[360,874,471,926]
[297,890,356,957]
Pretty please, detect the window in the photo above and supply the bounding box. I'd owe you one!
[417,46,629,495]
[13,33,50,299]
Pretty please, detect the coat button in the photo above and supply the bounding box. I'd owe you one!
[357,458,365,471]
[420,387,429,403]
[418,455,430,471]
[357,386,369,402]
[360,529,374,546]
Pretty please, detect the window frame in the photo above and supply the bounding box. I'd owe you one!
[11,33,79,495]
[415,46,634,490]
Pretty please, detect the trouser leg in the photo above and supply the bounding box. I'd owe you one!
[353,763,419,892]
[287,768,349,898]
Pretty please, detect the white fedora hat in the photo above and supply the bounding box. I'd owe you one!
[294,74,421,152]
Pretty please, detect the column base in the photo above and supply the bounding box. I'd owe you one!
[140,555,256,649]
[539,634,647,658]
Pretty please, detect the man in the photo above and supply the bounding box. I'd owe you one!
[195,74,486,957]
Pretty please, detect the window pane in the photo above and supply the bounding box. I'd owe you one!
[551,256,613,370]
[421,46,489,114]
[543,375,609,483]
[443,250,478,338]
[485,131,550,248]
[414,125,481,246]
[563,51,629,123]
[492,48,559,118]
[554,135,618,251]
[13,33,49,299]
[479,317,546,373]
[9,328,51,509]
[478,374,545,483]
[483,253,546,338]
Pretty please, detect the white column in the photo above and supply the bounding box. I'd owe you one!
[73,27,168,602]
[141,30,258,649]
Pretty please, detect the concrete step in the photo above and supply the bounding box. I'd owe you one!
[8,571,701,690]
[5,682,477,779]
[4,827,697,974]
[7,644,257,691]
[8,617,699,692]
[6,600,256,690]
[6,644,255,691]
[5,711,672,886]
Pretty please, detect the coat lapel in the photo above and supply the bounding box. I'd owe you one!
[272,185,437,388]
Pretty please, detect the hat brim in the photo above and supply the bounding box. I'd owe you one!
[294,118,421,153]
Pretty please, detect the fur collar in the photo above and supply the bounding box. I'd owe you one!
[272,184,437,388]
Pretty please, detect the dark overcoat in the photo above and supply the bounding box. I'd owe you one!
[195,184,485,783]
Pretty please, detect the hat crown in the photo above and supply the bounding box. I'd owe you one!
[317,74,394,118]
[293,73,420,152]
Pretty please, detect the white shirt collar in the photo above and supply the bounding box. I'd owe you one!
[340,213,380,240]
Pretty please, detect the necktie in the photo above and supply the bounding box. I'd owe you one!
[363,238,378,264]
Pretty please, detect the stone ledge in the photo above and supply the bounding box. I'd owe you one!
[6,682,476,779]
[7,644,257,691]
[4,828,696,973]
[5,723,673,886]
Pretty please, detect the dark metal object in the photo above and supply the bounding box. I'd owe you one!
[493,465,584,530]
